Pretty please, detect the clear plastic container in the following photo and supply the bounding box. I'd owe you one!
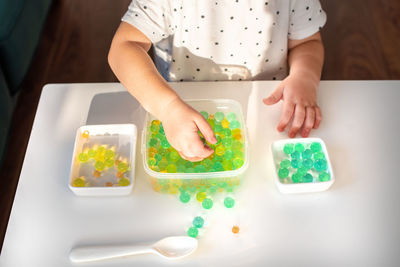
[271,137,335,194]
[141,99,249,194]
[69,124,137,196]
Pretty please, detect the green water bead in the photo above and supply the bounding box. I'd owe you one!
[72,177,85,187]
[232,140,243,150]
[213,162,224,171]
[105,150,115,159]
[291,159,301,168]
[159,125,165,135]
[224,149,234,160]
[168,151,180,162]
[294,143,305,153]
[280,159,291,168]
[302,158,314,169]
[87,149,96,158]
[222,137,232,147]
[117,162,128,172]
[292,173,302,183]
[229,120,241,129]
[283,143,294,154]
[119,177,130,186]
[302,173,313,183]
[194,165,206,173]
[95,161,105,171]
[149,138,160,148]
[187,227,199,238]
[202,158,213,169]
[222,128,231,137]
[200,111,208,119]
[202,198,213,209]
[314,159,327,172]
[193,216,204,228]
[207,118,215,128]
[226,112,237,122]
[302,149,312,159]
[148,157,157,166]
[78,153,89,162]
[158,160,168,171]
[160,139,171,149]
[154,154,162,162]
[310,142,322,153]
[319,172,331,182]
[105,159,114,168]
[214,111,225,122]
[179,192,191,203]
[291,151,301,159]
[224,197,235,208]
[313,152,325,160]
[166,164,177,173]
[214,124,223,133]
[232,157,244,169]
[278,168,289,178]
[222,159,233,170]
[150,124,160,133]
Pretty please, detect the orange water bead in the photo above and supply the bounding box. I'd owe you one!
[148,147,158,157]
[116,171,124,178]
[81,130,90,138]
[152,120,161,125]
[233,133,242,140]
[232,225,240,234]
[93,170,101,178]
[105,182,113,187]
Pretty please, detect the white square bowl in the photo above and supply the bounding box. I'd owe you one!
[69,124,137,196]
[271,137,334,194]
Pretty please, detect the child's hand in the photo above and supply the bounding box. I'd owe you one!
[263,74,322,138]
[160,98,217,161]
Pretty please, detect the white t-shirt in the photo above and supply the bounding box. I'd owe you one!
[122,0,326,82]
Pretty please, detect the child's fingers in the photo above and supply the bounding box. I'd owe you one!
[313,106,322,129]
[289,105,306,138]
[277,101,295,132]
[263,83,285,105]
[194,115,217,144]
[301,107,316,137]
[178,151,204,162]
[183,133,214,159]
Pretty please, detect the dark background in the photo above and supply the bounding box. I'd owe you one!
[0,0,399,251]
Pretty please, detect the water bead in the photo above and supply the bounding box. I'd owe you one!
[150,124,160,133]
[151,119,161,125]
[232,157,244,169]
[224,149,234,160]
[313,152,325,160]
[87,149,96,158]
[185,167,195,173]
[81,130,90,139]
[196,192,207,202]
[166,164,177,173]
[292,173,302,183]
[319,172,331,182]
[283,143,294,154]
[310,142,322,153]
[193,216,205,228]
[159,125,165,135]
[215,145,225,156]
[194,165,206,173]
[222,137,232,147]
[93,170,101,178]
[214,124,223,133]
[221,119,230,128]
[213,162,224,171]
[224,197,235,208]
[187,227,199,238]
[297,167,308,176]
[290,159,301,168]
[202,158,213,169]
[78,153,89,162]
[232,226,240,234]
[226,112,237,122]
[179,191,191,203]
[97,146,106,154]
[202,198,213,209]
[215,134,222,145]
[214,111,225,122]
[148,157,157,166]
[72,177,85,187]
[302,158,313,169]
[105,159,115,168]
[232,140,243,150]
[233,132,242,140]
[168,151,180,162]
[222,128,231,137]
[95,161,105,171]
[200,111,208,119]
[294,143,305,153]
[314,159,327,172]
[280,159,291,168]
[291,151,300,159]
[207,118,215,128]
[222,160,233,170]
[105,149,115,159]
[149,138,160,148]
[116,171,124,178]
[105,182,113,187]
[278,168,289,178]
[117,162,128,172]
[229,120,240,129]
[302,173,313,183]
[119,177,130,186]
[160,139,171,149]
[302,149,312,159]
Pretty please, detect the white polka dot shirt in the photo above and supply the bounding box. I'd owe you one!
[122,0,326,82]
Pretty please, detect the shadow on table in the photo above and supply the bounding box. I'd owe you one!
[86,91,146,130]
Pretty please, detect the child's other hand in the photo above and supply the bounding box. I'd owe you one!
[262,74,322,138]
[160,98,217,161]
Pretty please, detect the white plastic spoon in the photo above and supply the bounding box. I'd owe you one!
[69,236,198,263]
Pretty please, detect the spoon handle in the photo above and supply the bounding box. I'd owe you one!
[69,245,154,262]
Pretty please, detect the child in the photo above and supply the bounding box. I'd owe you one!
[108,0,326,162]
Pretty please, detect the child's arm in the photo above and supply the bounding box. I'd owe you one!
[263,32,324,138]
[108,22,216,161]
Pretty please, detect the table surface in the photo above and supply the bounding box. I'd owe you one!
[1,81,400,267]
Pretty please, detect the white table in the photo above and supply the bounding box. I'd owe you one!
[1,81,400,267]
